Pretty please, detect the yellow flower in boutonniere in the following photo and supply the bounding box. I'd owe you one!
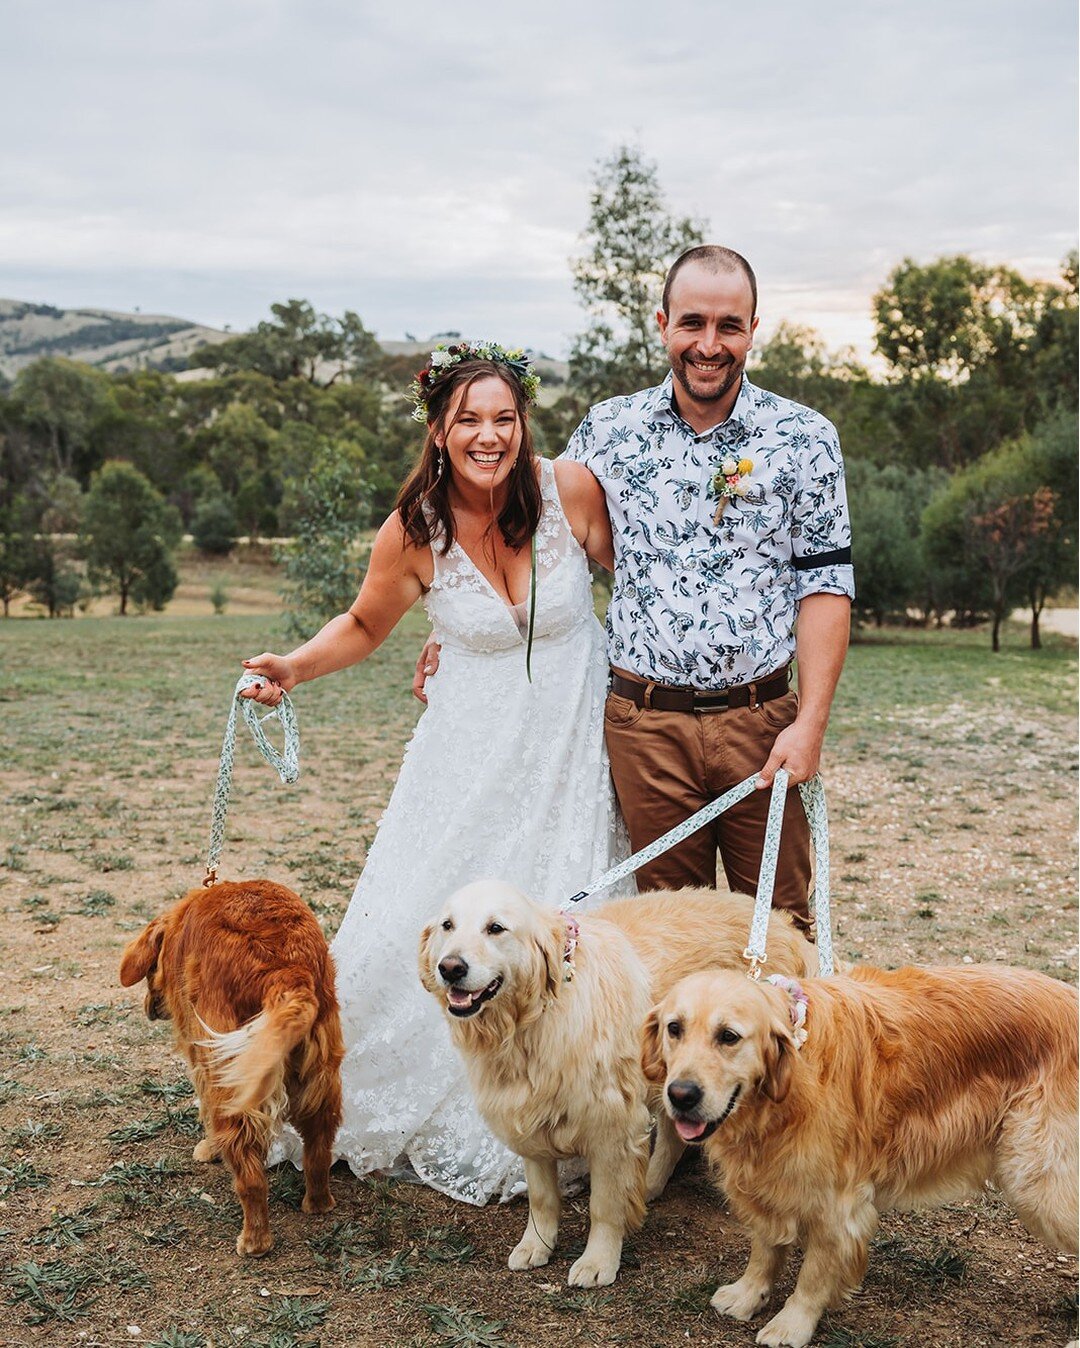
[711,456,755,523]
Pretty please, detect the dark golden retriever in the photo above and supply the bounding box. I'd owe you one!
[120,880,343,1256]
[644,965,1079,1347]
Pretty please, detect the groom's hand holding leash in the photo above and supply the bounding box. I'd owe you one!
[756,718,825,790]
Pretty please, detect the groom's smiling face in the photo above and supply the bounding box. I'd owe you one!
[657,262,758,417]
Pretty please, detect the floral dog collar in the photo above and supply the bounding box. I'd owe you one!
[766,973,809,1049]
[562,916,580,983]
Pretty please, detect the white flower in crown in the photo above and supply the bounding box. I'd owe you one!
[409,339,541,423]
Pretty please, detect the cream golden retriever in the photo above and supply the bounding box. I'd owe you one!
[643,965,1079,1347]
[419,880,817,1287]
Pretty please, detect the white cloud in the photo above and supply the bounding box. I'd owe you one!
[0,0,1074,357]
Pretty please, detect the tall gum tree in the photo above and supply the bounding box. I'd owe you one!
[569,146,703,404]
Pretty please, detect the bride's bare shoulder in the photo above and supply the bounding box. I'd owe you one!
[372,511,434,588]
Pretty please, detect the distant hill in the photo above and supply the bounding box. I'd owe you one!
[0,300,569,388]
[381,334,568,391]
[0,298,233,381]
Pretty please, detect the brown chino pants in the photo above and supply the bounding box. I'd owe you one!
[604,680,812,930]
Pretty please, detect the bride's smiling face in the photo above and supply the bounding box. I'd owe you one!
[437,375,524,494]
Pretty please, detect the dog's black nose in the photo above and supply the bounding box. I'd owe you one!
[667,1079,703,1111]
[438,955,469,985]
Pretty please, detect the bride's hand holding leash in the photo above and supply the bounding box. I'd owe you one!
[240,654,297,707]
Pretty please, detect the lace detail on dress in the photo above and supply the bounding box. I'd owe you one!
[271,457,629,1205]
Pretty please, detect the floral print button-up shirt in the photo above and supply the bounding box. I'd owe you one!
[564,373,855,690]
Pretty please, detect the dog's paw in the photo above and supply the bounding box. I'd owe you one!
[192,1139,219,1163]
[567,1251,619,1288]
[711,1278,771,1321]
[235,1230,273,1258]
[508,1237,552,1271]
[755,1303,818,1348]
[302,1190,335,1215]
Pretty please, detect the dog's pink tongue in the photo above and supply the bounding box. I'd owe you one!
[674,1118,708,1142]
[447,988,475,1007]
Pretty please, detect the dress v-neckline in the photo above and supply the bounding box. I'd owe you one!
[450,540,533,621]
[444,457,557,611]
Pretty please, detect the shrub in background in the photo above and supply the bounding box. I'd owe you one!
[192,495,238,555]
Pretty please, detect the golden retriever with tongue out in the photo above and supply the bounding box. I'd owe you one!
[419,879,818,1288]
[643,965,1079,1348]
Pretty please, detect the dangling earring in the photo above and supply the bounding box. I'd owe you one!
[435,446,445,477]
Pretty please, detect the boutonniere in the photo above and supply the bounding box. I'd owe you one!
[711,455,755,524]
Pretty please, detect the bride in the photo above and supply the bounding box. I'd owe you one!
[240,342,625,1203]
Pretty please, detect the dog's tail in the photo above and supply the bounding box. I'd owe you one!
[197,974,319,1119]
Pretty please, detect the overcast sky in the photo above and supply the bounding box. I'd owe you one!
[1,0,1075,359]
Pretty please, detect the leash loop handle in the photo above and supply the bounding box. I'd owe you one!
[564,766,835,979]
[744,770,834,978]
[204,674,300,884]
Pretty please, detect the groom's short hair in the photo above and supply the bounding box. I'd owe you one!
[662,245,758,319]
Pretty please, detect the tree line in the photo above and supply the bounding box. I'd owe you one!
[0,148,1076,645]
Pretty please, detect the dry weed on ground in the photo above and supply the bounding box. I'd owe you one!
[0,613,1076,1348]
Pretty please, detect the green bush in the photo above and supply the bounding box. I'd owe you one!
[191,495,238,555]
[278,441,371,639]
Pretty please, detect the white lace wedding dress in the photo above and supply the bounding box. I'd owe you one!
[276,458,625,1204]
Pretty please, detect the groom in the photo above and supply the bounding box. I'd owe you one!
[417,245,853,929]
[561,245,852,929]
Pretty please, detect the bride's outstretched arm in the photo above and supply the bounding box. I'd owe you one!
[242,514,426,706]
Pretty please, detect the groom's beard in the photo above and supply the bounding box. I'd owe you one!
[670,351,744,407]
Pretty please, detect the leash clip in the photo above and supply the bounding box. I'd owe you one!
[202,867,217,888]
[742,946,766,981]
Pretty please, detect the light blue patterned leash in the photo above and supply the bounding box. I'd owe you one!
[746,770,834,978]
[203,673,300,886]
[562,769,834,977]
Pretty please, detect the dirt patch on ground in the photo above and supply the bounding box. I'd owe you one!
[0,616,1076,1347]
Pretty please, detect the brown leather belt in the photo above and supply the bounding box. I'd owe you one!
[609,667,791,713]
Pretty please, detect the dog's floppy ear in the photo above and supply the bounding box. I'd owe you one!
[760,1022,794,1103]
[417,922,439,994]
[535,912,566,1000]
[119,917,165,987]
[641,1005,667,1084]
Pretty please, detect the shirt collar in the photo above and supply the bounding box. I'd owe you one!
[641,373,678,422]
[645,371,758,437]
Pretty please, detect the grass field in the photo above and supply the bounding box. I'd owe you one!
[0,606,1076,1348]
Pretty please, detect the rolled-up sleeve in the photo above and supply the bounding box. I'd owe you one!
[790,417,855,602]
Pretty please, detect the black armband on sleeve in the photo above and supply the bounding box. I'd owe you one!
[792,546,852,571]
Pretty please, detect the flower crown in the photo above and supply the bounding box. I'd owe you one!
[409,340,541,423]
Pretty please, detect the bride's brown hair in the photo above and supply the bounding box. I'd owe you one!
[396,360,541,555]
